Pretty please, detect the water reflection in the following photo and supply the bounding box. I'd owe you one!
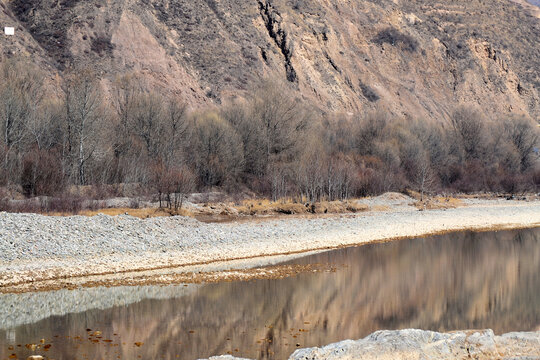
[0,228,539,360]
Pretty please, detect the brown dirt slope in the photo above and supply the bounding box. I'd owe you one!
[0,0,539,121]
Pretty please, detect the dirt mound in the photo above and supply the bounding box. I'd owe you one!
[374,192,413,203]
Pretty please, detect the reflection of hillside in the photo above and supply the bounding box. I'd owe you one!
[0,229,538,360]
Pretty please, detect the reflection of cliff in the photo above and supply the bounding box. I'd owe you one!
[296,229,540,334]
[0,229,538,360]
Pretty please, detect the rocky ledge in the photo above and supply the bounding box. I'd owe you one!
[203,329,540,360]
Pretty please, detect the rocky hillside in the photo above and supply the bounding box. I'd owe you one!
[0,0,539,121]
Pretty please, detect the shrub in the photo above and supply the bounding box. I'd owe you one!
[358,81,379,102]
[372,28,419,52]
[20,147,64,197]
[44,196,83,214]
[151,162,196,210]
[91,36,115,56]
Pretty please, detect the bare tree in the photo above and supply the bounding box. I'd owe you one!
[151,162,195,210]
[221,101,265,176]
[190,112,244,186]
[450,105,487,160]
[170,166,196,211]
[269,161,289,202]
[110,74,142,181]
[26,100,63,151]
[415,153,437,201]
[1,57,538,204]
[63,69,103,185]
[354,110,389,155]
[112,74,141,135]
[131,93,165,159]
[295,141,325,204]
[163,99,189,166]
[0,59,43,184]
[324,156,356,201]
[249,80,310,173]
[502,115,539,172]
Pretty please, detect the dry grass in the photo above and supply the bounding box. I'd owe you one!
[235,199,368,215]
[414,196,464,210]
[403,189,464,210]
[46,198,371,219]
[316,201,369,214]
[455,193,500,200]
[435,196,464,207]
[404,189,422,200]
[371,205,391,212]
[51,207,193,219]
[25,193,468,219]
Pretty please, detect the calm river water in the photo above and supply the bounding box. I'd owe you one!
[1,228,539,360]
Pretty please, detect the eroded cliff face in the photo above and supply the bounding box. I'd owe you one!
[0,0,539,121]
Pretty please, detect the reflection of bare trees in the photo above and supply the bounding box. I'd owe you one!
[1,229,538,360]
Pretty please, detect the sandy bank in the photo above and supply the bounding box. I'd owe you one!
[1,201,539,293]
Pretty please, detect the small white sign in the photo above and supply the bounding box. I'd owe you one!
[4,27,15,36]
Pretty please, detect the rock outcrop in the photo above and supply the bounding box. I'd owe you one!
[290,329,540,360]
[202,329,540,360]
[0,0,539,121]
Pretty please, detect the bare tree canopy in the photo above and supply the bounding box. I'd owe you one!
[0,57,538,202]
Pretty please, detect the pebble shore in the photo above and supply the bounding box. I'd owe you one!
[1,201,539,291]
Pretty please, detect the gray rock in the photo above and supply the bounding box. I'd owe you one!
[288,329,540,360]
[199,330,540,360]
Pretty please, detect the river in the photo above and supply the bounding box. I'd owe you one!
[1,228,539,360]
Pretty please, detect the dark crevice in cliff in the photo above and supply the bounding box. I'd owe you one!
[324,52,340,73]
[258,0,297,83]
[260,47,269,64]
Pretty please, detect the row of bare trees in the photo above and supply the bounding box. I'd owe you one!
[0,58,539,205]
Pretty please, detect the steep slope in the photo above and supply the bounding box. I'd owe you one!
[0,1,51,68]
[1,0,539,121]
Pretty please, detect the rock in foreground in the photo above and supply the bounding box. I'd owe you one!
[202,329,540,360]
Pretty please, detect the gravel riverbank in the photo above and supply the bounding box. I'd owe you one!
[1,201,539,292]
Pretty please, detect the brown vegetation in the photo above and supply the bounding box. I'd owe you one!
[79,207,192,218]
[0,59,539,214]
[234,199,369,216]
